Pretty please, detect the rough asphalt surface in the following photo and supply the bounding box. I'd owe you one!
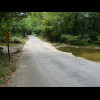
[9,35,100,87]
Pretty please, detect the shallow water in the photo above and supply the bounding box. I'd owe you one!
[57,47,100,63]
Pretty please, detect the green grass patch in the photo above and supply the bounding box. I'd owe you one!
[36,35,44,40]
[0,52,16,85]
[0,33,28,44]
[9,65,16,71]
[0,79,5,84]
[0,34,27,86]
[10,34,24,43]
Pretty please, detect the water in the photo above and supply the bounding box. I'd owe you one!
[57,47,100,63]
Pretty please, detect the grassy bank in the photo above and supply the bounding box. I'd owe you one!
[10,34,27,43]
[36,35,47,41]
[0,35,28,87]
[0,34,28,43]
[0,51,16,85]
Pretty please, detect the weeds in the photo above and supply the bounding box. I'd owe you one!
[0,52,16,85]
[0,79,5,84]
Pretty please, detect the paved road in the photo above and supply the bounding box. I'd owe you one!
[9,35,100,87]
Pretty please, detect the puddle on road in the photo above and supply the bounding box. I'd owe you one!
[57,47,100,63]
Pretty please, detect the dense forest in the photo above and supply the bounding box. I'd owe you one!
[0,12,100,46]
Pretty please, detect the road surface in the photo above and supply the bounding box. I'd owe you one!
[9,35,100,87]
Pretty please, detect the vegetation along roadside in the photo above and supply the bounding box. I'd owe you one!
[0,12,100,86]
[0,36,28,87]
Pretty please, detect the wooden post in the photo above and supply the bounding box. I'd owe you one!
[7,43,10,62]
[5,30,10,62]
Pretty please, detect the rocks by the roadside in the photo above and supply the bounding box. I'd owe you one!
[0,45,23,54]
[0,47,3,51]
[14,49,21,54]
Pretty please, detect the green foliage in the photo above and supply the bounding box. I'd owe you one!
[9,65,16,71]
[0,79,5,84]
[0,53,16,84]
[33,12,100,46]
[60,34,90,46]
[0,12,30,44]
[0,62,9,78]
[0,12,100,46]
[60,34,78,43]
[11,36,22,43]
[94,36,100,45]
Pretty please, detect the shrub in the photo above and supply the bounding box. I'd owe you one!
[0,79,5,84]
[95,36,100,45]
[60,34,89,46]
[61,34,78,43]
[70,39,86,46]
[11,36,22,43]
[60,34,68,42]
[0,36,5,42]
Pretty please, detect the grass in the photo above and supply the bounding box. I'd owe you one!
[0,33,28,44]
[0,51,16,84]
[10,34,27,43]
[0,51,22,86]
[0,35,28,86]
[0,79,5,84]
[36,35,45,41]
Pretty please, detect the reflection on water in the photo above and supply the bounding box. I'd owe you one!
[57,47,100,63]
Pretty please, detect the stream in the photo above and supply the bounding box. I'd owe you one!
[57,46,100,63]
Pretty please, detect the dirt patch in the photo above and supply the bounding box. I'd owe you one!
[0,45,24,54]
